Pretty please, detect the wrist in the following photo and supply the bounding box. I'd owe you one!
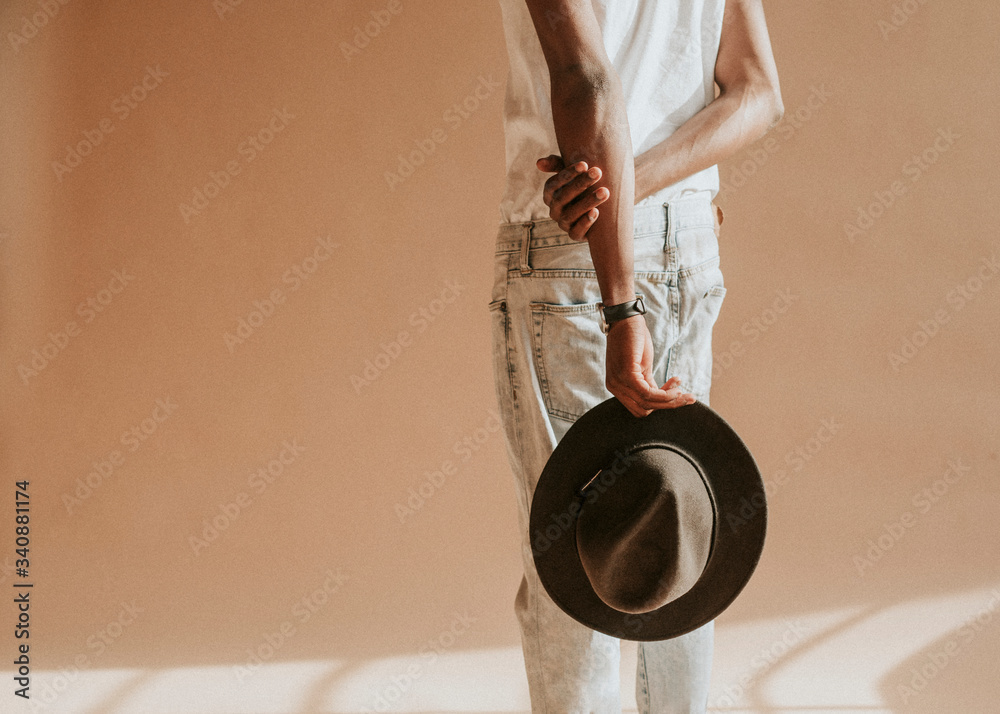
[602,285,637,306]
[607,313,643,333]
[599,294,646,334]
[634,151,660,203]
[633,153,650,203]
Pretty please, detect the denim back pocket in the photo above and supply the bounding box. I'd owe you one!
[528,291,649,423]
[529,300,609,423]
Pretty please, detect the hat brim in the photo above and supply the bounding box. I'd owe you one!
[529,397,766,641]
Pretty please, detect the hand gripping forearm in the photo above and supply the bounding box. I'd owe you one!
[548,65,636,307]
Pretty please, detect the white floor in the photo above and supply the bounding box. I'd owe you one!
[9,584,1000,713]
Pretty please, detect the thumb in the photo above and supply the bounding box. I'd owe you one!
[536,154,564,172]
[642,363,659,391]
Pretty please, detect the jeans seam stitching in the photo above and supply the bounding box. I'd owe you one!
[638,643,651,713]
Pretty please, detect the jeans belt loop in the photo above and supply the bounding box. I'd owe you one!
[519,221,534,275]
[663,202,673,253]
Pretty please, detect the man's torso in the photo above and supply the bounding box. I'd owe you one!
[495,0,726,224]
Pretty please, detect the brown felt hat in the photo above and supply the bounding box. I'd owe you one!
[529,396,766,641]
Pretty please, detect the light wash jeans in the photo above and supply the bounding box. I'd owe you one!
[488,195,726,713]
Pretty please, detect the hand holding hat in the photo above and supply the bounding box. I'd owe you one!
[529,396,766,641]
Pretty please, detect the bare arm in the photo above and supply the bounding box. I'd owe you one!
[523,0,693,417]
[523,0,635,306]
[633,0,783,201]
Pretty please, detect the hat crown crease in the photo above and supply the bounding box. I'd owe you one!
[576,446,714,614]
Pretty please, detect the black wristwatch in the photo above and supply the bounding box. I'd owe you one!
[597,295,646,334]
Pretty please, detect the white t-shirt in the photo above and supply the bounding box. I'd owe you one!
[496,0,725,224]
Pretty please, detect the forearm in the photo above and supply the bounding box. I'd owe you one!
[550,65,636,306]
[633,85,783,202]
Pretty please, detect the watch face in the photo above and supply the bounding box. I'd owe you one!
[598,304,611,334]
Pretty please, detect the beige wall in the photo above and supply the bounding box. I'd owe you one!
[1,0,997,711]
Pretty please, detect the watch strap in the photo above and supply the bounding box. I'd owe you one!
[598,295,646,334]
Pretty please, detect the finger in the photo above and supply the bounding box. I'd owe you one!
[542,175,561,209]
[656,377,696,406]
[558,160,588,184]
[554,176,609,233]
[560,185,610,229]
[654,386,698,408]
[544,171,585,213]
[544,161,587,208]
[637,389,692,411]
[552,166,603,213]
[659,391,697,409]
[614,370,667,411]
[568,207,598,242]
[661,376,698,404]
[612,388,653,418]
[639,369,691,409]
[623,374,690,411]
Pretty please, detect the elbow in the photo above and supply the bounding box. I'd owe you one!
[719,67,784,134]
[551,60,614,101]
[748,74,784,130]
[728,79,784,134]
[766,87,784,129]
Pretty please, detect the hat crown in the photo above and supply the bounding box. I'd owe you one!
[575,445,715,615]
[529,397,766,641]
